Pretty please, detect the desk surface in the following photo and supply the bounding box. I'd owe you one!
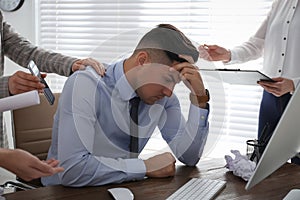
[3,158,300,200]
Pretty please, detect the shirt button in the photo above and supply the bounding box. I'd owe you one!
[282,53,285,56]
[283,37,287,40]
[287,21,290,24]
[201,115,205,120]
[278,69,282,73]
[293,6,296,9]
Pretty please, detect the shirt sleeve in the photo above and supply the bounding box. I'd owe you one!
[159,96,209,166]
[3,21,76,76]
[226,0,283,65]
[225,9,270,65]
[55,70,146,187]
[0,76,10,98]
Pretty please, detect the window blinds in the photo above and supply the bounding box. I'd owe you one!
[38,0,273,158]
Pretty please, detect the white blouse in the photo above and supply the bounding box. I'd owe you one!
[229,0,300,87]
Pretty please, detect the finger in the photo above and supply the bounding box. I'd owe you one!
[15,72,44,87]
[85,58,106,76]
[173,62,198,72]
[40,73,47,78]
[98,63,106,76]
[34,163,64,176]
[258,81,278,88]
[52,167,65,173]
[76,58,106,76]
[203,44,218,50]
[260,84,280,96]
[180,67,199,75]
[14,79,45,90]
[10,80,44,94]
[47,160,60,167]
[271,77,283,82]
[14,85,40,93]
[198,45,207,50]
[16,71,40,82]
[44,158,55,164]
[198,46,212,60]
[77,64,87,70]
[32,160,56,174]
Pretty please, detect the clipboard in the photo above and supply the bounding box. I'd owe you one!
[200,69,275,85]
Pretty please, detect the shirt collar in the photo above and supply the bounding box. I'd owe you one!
[113,59,137,101]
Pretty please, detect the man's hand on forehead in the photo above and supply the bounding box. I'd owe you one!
[168,67,181,84]
[171,62,199,73]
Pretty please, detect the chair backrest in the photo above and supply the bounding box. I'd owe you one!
[11,93,60,160]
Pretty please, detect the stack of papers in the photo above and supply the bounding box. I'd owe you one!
[0,90,40,112]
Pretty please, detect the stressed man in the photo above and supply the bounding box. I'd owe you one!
[42,24,210,187]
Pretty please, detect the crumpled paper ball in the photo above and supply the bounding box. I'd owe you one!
[225,150,256,181]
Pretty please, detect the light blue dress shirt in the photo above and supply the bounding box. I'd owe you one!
[42,59,209,187]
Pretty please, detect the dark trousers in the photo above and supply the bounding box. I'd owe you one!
[258,90,300,165]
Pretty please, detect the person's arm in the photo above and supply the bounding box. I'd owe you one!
[3,22,76,76]
[199,2,273,64]
[0,148,63,181]
[227,17,267,64]
[199,19,266,64]
[159,94,209,166]
[158,62,209,166]
[2,22,105,96]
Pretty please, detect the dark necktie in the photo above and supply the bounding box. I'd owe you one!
[129,97,140,158]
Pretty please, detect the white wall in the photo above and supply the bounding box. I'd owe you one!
[2,0,36,148]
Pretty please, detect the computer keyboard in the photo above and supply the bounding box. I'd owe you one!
[166,178,226,200]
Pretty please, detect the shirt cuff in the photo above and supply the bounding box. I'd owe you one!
[224,49,238,65]
[124,158,146,181]
[189,103,209,127]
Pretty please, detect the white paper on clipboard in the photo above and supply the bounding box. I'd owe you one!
[200,69,275,85]
[0,90,40,112]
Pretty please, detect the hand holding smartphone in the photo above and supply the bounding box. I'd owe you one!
[27,60,55,105]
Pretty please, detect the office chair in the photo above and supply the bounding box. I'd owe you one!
[9,93,60,189]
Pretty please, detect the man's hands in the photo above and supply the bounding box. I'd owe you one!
[198,44,231,62]
[172,59,207,108]
[258,77,295,97]
[144,152,176,178]
[172,62,205,96]
[72,58,106,76]
[0,148,64,181]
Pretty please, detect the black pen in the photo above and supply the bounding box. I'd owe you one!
[259,123,270,144]
[215,68,241,71]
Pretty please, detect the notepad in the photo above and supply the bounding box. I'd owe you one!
[0,90,40,112]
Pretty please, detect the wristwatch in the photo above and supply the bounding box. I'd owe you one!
[189,89,210,104]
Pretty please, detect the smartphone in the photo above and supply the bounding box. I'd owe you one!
[27,60,55,105]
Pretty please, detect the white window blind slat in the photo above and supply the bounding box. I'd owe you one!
[38,0,273,158]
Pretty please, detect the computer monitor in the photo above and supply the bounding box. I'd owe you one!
[245,85,300,190]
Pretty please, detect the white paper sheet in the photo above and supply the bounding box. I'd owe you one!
[0,90,40,112]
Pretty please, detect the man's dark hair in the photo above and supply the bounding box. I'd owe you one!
[134,24,199,64]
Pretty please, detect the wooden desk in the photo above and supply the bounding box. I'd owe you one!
[3,158,300,200]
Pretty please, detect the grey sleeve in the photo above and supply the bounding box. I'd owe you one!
[3,21,77,76]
